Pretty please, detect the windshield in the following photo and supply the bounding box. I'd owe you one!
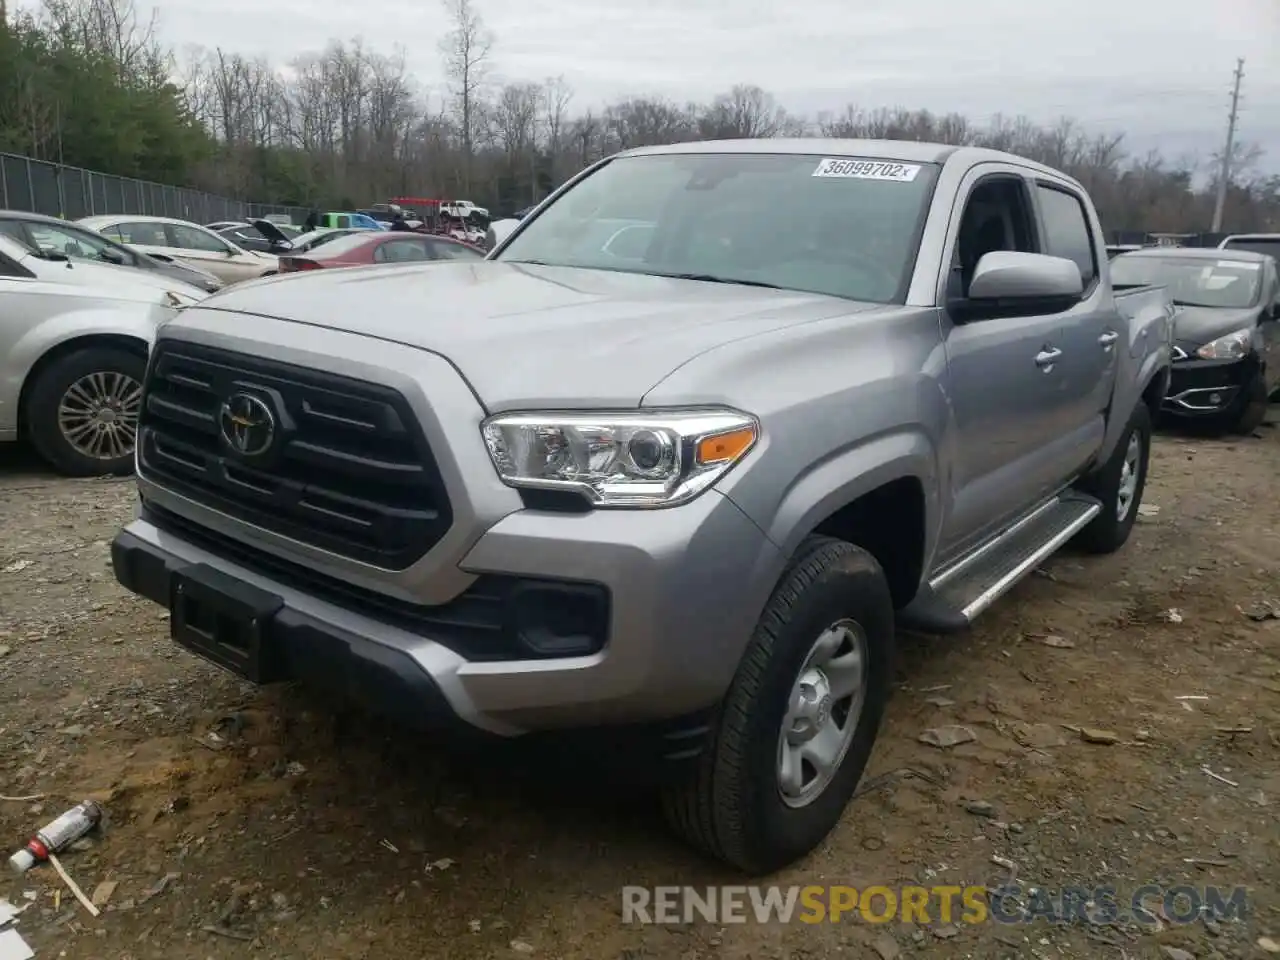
[495,152,939,303]
[1221,238,1279,259]
[1111,255,1263,309]
[0,218,128,264]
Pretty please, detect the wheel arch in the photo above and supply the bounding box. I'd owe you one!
[761,431,940,610]
[17,333,149,439]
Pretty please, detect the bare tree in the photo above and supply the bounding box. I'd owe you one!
[604,97,691,149]
[438,0,492,192]
[540,75,572,183]
[696,84,787,139]
[154,25,1280,234]
[40,0,166,85]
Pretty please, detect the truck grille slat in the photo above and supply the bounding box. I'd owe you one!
[139,342,452,569]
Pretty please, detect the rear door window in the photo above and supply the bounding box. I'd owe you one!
[112,221,170,246]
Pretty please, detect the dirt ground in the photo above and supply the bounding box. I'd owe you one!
[0,414,1278,960]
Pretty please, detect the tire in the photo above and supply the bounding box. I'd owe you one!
[1229,374,1269,436]
[1074,401,1152,554]
[661,535,895,875]
[24,346,146,477]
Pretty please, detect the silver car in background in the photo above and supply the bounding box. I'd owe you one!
[0,210,224,293]
[0,234,207,476]
[78,215,279,285]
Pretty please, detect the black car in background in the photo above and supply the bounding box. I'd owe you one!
[1112,246,1280,434]
[0,210,224,293]
[218,221,302,254]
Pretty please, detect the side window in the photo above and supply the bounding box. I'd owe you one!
[0,221,28,245]
[168,224,232,253]
[374,240,428,263]
[24,223,113,261]
[115,221,169,246]
[427,240,483,261]
[951,177,1037,298]
[99,225,126,243]
[336,215,351,229]
[1036,185,1097,288]
[0,247,34,278]
[230,231,269,252]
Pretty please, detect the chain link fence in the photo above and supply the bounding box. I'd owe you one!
[1,152,309,225]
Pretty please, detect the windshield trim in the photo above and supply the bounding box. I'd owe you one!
[493,152,942,306]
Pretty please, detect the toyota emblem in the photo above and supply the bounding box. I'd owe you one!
[219,392,276,457]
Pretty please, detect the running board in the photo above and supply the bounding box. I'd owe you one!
[898,493,1102,634]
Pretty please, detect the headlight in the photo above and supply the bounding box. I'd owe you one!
[481,409,759,508]
[1195,328,1253,360]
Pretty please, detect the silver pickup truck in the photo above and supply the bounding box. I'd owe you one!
[111,139,1173,874]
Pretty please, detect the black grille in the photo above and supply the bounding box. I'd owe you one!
[138,341,452,569]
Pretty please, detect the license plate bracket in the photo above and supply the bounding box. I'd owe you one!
[170,564,283,683]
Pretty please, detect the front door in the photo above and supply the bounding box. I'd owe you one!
[165,223,255,283]
[935,169,1077,563]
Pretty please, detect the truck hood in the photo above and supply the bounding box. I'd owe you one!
[1172,304,1261,347]
[197,261,873,408]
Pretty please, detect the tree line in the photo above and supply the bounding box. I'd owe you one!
[2,0,1277,233]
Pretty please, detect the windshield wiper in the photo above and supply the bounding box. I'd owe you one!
[658,272,783,289]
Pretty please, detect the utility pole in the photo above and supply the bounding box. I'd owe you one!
[1211,58,1245,233]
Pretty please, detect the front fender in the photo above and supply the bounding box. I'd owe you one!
[1,303,173,435]
[735,428,941,585]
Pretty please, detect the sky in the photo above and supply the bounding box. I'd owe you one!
[30,0,1280,174]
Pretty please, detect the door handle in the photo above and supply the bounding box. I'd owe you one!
[1098,331,1119,347]
[1035,348,1062,368]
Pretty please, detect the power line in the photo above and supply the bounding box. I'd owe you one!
[1211,58,1244,233]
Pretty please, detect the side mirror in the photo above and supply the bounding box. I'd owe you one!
[100,248,126,265]
[959,251,1084,319]
[1271,302,1280,322]
[270,240,294,253]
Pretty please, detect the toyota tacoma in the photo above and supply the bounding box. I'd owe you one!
[111,139,1173,874]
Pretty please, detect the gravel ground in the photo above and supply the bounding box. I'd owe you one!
[0,417,1278,960]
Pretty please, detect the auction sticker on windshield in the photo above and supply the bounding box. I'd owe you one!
[812,158,922,182]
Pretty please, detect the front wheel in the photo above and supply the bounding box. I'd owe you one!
[662,536,894,874]
[1074,401,1152,554]
[24,346,146,477]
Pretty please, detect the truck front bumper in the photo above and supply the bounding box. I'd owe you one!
[112,486,780,740]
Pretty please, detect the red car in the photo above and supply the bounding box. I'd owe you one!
[277,231,485,273]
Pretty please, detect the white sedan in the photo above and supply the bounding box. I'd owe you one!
[79,215,279,284]
[0,233,207,476]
